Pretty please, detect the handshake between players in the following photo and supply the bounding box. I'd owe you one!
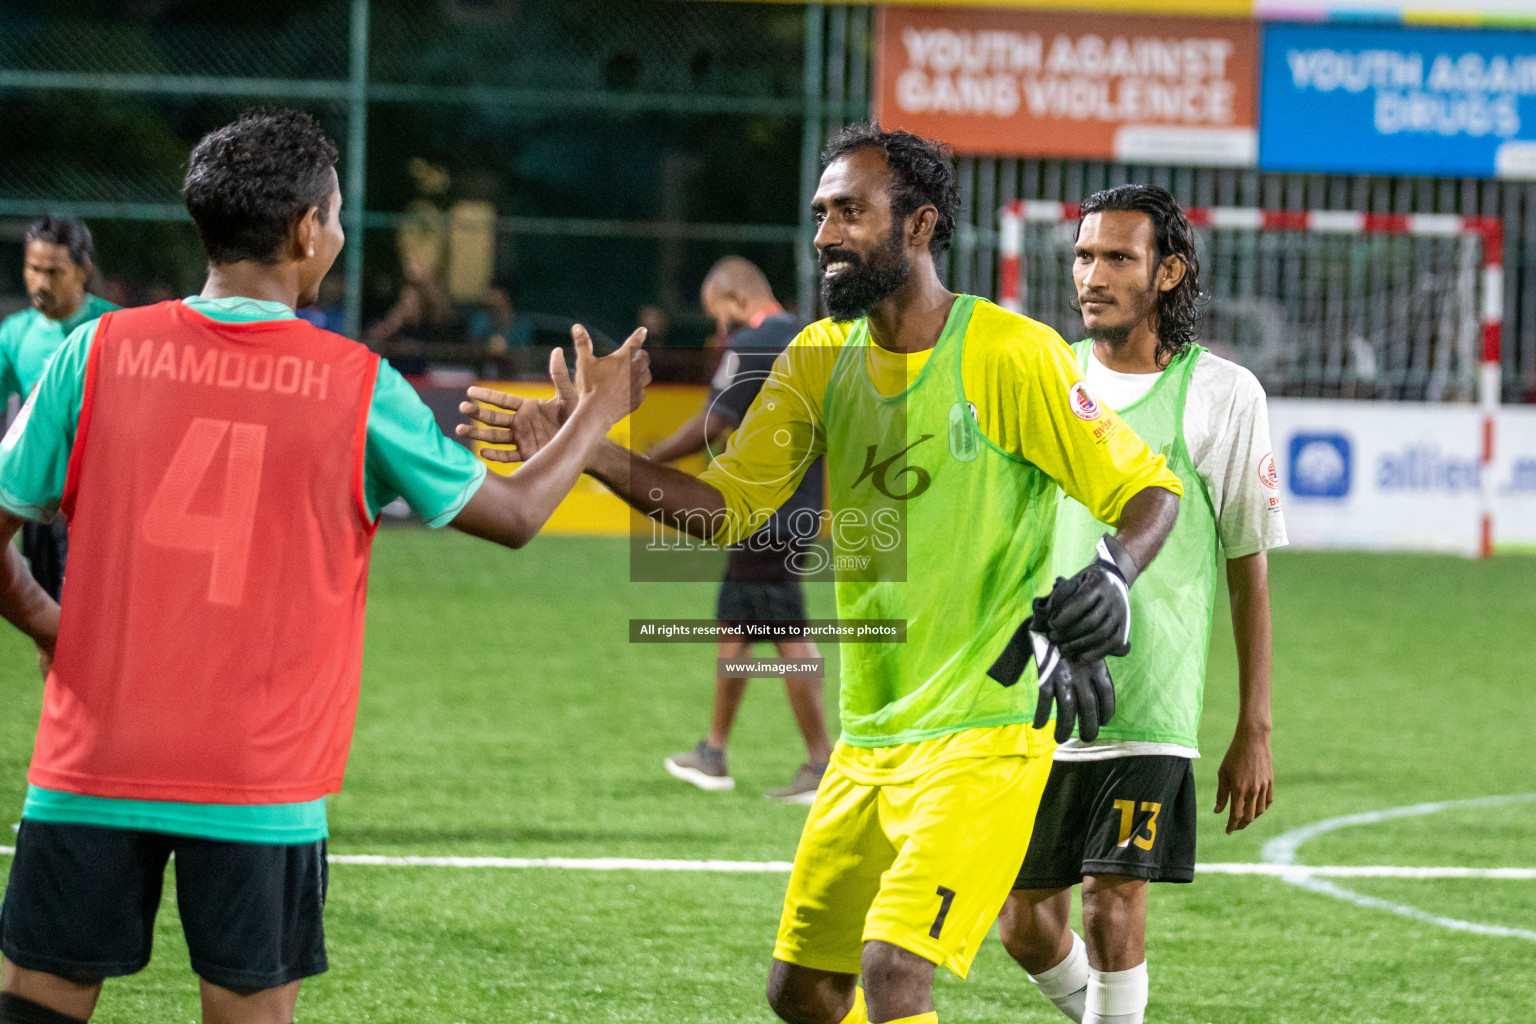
[467,338,1154,749]
[457,324,646,465]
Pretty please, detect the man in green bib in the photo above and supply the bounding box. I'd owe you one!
[460,126,1184,1024]
[997,185,1286,1024]
[0,219,118,600]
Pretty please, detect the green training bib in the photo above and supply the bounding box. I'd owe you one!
[821,295,1060,747]
[1053,342,1218,748]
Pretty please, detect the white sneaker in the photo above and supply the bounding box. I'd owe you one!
[664,741,735,791]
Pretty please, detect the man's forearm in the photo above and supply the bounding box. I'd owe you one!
[0,526,58,648]
[587,440,732,541]
[645,410,734,465]
[644,413,709,465]
[1113,485,1180,573]
[1227,550,1274,735]
[453,403,619,548]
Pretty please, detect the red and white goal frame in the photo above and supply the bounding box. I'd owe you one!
[997,200,1505,558]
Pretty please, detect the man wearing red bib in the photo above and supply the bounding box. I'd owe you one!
[0,110,649,1024]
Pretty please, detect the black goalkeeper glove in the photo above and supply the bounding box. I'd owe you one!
[1031,650,1116,743]
[1038,533,1138,662]
[985,598,1118,742]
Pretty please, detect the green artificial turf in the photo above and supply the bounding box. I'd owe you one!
[2,532,1533,1021]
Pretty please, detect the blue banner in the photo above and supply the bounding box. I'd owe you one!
[1259,24,1536,178]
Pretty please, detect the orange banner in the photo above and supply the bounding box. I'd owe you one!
[873,7,1259,165]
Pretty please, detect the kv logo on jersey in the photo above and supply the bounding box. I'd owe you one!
[854,435,935,500]
[1069,381,1102,421]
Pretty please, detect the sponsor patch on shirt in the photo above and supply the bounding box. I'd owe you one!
[1068,381,1102,421]
[1257,451,1284,513]
[1258,451,1279,490]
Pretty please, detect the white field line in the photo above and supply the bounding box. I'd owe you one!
[1200,863,1536,880]
[1260,793,1536,867]
[1260,793,1536,942]
[3,845,1530,880]
[325,858,1536,879]
[329,854,796,872]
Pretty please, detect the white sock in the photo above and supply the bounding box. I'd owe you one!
[1027,931,1089,1023]
[1084,961,1148,1024]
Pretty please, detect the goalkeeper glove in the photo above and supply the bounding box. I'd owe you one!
[1038,533,1138,662]
[984,602,1118,742]
[985,597,1118,742]
[1032,649,1116,743]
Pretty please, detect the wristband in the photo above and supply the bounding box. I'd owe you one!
[1096,533,1139,589]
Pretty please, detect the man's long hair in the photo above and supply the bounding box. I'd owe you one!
[1077,184,1201,369]
[26,217,94,268]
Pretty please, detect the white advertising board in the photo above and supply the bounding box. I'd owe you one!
[1501,407,1536,549]
[1268,399,1536,554]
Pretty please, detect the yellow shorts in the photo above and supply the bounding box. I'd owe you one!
[772,746,1052,978]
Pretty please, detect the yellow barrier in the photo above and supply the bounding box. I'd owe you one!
[469,381,712,536]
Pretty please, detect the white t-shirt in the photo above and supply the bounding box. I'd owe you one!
[1056,346,1287,762]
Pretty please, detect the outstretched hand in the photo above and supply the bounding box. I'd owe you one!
[571,323,649,426]
[456,345,573,463]
[456,325,648,463]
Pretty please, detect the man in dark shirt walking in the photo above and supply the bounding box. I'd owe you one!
[650,258,831,802]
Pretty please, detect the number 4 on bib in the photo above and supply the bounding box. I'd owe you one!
[141,417,268,606]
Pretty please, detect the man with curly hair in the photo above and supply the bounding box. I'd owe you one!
[996,185,1286,1024]
[0,109,647,1024]
[460,125,1183,1023]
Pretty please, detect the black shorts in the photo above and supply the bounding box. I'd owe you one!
[717,540,809,632]
[20,517,68,602]
[0,820,328,992]
[722,538,808,585]
[1014,755,1198,889]
[716,580,808,633]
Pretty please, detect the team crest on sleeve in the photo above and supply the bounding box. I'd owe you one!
[1258,452,1279,489]
[1068,381,1102,421]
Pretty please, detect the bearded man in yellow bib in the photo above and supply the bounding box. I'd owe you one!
[458,124,1183,1024]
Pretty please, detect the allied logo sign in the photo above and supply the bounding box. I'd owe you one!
[1288,433,1351,499]
[853,435,936,500]
[948,402,979,463]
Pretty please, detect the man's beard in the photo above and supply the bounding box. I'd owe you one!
[1079,279,1158,348]
[819,227,911,323]
[1083,317,1134,347]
